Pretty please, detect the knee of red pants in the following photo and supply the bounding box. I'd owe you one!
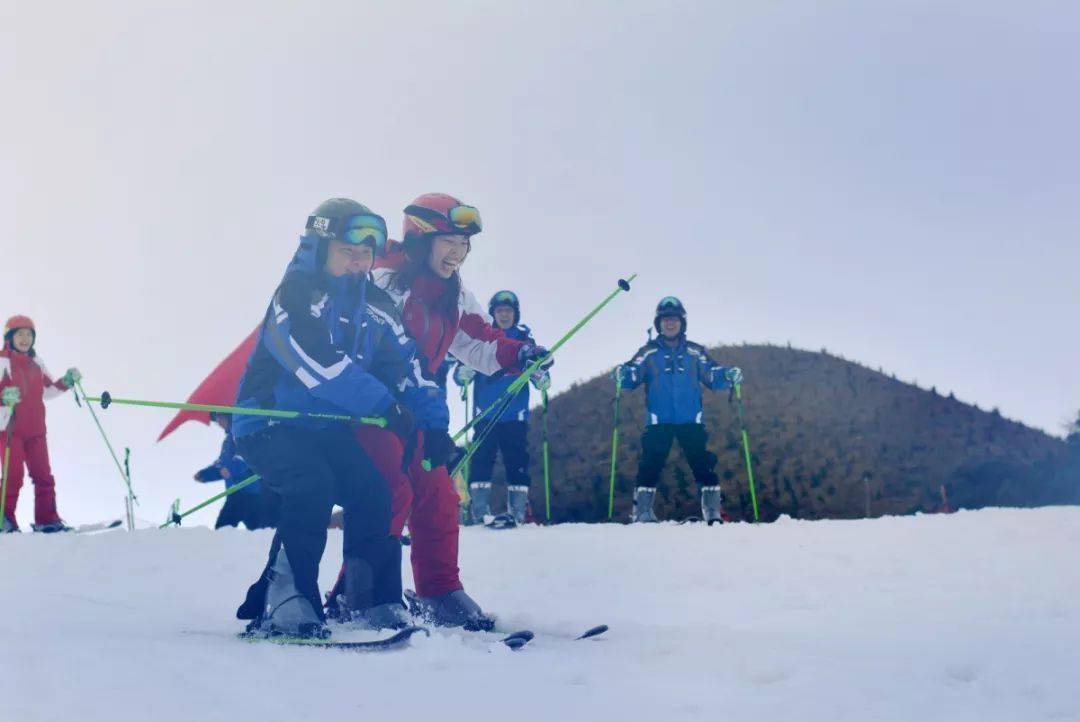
[406,461,462,536]
[405,461,463,597]
[354,426,413,537]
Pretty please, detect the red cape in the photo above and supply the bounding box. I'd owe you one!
[157,328,258,441]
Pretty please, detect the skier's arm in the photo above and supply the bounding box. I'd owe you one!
[691,345,738,391]
[0,359,12,431]
[265,273,395,418]
[36,359,71,400]
[617,345,653,390]
[449,288,526,375]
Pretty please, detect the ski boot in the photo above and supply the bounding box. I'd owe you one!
[1,515,19,534]
[31,519,73,533]
[507,485,529,525]
[469,481,492,525]
[336,552,412,631]
[251,549,329,639]
[632,486,659,523]
[408,589,495,631]
[701,486,723,526]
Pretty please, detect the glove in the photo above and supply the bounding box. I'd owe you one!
[423,428,455,469]
[610,365,624,384]
[531,371,551,392]
[518,344,554,372]
[453,365,476,386]
[383,403,415,444]
[724,367,744,386]
[2,387,20,407]
[62,367,82,387]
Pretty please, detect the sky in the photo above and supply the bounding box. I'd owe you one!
[5,1,1079,526]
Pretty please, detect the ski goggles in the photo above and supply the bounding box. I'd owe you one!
[490,290,518,308]
[306,213,389,255]
[656,296,684,315]
[404,203,483,235]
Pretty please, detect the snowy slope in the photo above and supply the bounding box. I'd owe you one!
[2,507,1078,722]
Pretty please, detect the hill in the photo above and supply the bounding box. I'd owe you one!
[487,344,1078,522]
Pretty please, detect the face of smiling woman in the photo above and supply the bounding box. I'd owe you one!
[427,234,470,278]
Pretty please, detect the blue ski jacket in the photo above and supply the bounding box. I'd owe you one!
[232,234,396,439]
[469,325,544,424]
[195,435,259,494]
[616,337,733,425]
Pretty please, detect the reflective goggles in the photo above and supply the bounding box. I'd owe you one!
[306,212,388,255]
[405,203,483,235]
[657,296,683,313]
[491,290,518,307]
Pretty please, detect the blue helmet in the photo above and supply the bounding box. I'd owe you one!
[488,290,520,326]
[654,296,686,334]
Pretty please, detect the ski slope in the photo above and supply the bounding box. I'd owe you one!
[2,507,1078,722]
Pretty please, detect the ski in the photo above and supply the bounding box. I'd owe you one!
[239,625,428,652]
[74,519,123,534]
[404,589,531,648]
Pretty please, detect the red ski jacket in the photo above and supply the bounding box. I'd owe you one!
[0,349,71,438]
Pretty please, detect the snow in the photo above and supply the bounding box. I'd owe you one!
[2,507,1078,722]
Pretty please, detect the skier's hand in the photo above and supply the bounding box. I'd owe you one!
[453,365,476,386]
[423,428,455,469]
[62,367,82,387]
[518,344,554,372]
[724,367,744,387]
[610,365,627,385]
[531,371,551,392]
[2,387,20,407]
[383,403,415,444]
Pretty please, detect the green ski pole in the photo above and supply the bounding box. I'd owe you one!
[732,383,760,522]
[440,275,637,473]
[542,390,551,522]
[86,392,387,428]
[1,408,14,531]
[74,380,138,505]
[607,373,623,519]
[160,473,261,528]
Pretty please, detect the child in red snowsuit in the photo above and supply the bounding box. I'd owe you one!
[0,315,80,533]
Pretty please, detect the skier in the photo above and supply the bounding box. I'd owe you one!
[193,412,278,530]
[453,290,550,527]
[612,297,742,524]
[0,316,80,533]
[359,193,552,629]
[231,198,415,638]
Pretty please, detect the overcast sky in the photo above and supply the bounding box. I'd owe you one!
[5,1,1078,526]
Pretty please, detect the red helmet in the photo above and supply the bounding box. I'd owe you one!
[3,315,35,350]
[402,193,483,242]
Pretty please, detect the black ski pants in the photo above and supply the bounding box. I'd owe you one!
[636,423,718,488]
[235,424,392,621]
[470,420,530,486]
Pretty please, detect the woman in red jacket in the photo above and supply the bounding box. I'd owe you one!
[0,316,80,533]
[353,193,551,629]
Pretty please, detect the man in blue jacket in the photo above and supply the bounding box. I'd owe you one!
[614,297,742,524]
[454,290,549,527]
[232,198,414,638]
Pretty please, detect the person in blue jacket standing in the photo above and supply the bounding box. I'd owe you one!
[454,290,549,526]
[231,198,415,639]
[613,297,742,524]
[193,412,278,530]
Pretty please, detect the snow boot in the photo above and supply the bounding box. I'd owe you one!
[632,486,658,523]
[258,549,328,639]
[469,481,492,525]
[507,485,529,525]
[411,589,495,631]
[31,520,73,533]
[339,550,411,630]
[701,486,723,525]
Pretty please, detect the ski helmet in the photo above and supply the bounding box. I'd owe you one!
[304,198,389,256]
[402,193,483,244]
[3,315,36,351]
[654,296,687,335]
[488,290,520,326]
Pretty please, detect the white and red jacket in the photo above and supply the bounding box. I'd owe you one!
[0,350,71,437]
[373,253,526,379]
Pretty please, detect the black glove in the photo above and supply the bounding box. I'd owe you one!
[423,428,455,469]
[383,403,415,444]
[518,344,554,371]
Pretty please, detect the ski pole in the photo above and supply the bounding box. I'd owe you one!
[542,390,551,521]
[461,381,471,487]
[74,380,138,504]
[433,275,637,472]
[85,392,387,428]
[1,409,14,531]
[160,473,261,528]
[607,373,623,519]
[731,383,760,522]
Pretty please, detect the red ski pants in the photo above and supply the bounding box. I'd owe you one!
[1,433,61,527]
[354,427,463,597]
